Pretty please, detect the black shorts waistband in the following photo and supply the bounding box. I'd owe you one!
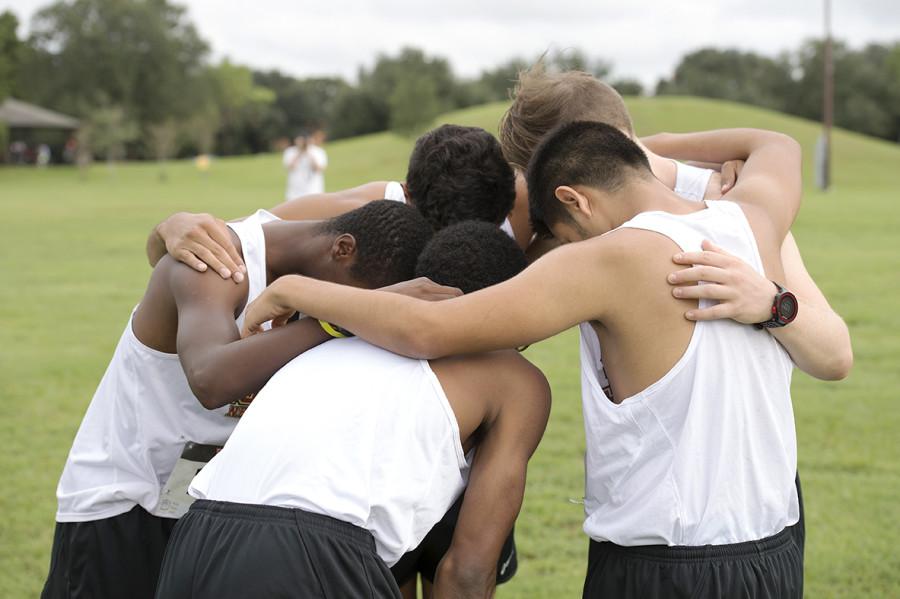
[591,524,796,563]
[189,499,376,553]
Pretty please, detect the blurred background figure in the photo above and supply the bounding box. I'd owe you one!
[283,131,314,199]
[36,143,50,167]
[308,125,328,194]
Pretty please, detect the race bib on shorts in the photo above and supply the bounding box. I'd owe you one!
[156,442,222,518]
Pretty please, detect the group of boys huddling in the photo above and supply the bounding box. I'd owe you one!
[43,64,851,599]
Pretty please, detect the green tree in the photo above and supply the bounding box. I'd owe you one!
[329,87,389,139]
[360,47,457,135]
[89,105,139,164]
[19,0,208,154]
[656,48,794,112]
[147,119,178,179]
[474,57,530,103]
[206,60,277,154]
[389,76,440,135]
[253,70,350,140]
[0,10,21,100]
[611,78,644,96]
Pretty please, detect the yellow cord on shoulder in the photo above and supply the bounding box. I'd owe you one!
[318,319,348,339]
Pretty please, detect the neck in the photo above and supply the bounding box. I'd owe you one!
[634,138,677,190]
[605,177,702,231]
[262,220,331,283]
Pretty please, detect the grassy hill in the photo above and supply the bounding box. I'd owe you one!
[1,97,898,597]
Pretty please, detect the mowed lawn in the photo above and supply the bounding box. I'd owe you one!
[1,97,898,598]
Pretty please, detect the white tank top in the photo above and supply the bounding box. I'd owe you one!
[55,210,278,522]
[384,180,516,241]
[674,161,715,201]
[189,338,472,566]
[580,201,798,546]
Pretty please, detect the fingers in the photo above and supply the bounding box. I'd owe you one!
[668,265,730,285]
[422,287,464,302]
[173,249,208,273]
[671,241,734,267]
[685,303,733,322]
[720,160,744,194]
[204,220,246,279]
[188,242,236,280]
[672,282,732,301]
[700,239,727,254]
[271,312,295,328]
[720,163,737,194]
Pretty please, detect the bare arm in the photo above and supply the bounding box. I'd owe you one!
[767,234,852,379]
[433,360,551,598]
[269,180,388,220]
[169,262,330,409]
[653,130,850,379]
[145,181,391,277]
[241,238,614,359]
[668,236,852,380]
[644,129,802,239]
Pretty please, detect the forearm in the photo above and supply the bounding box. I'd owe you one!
[270,277,441,358]
[146,223,168,266]
[269,181,386,220]
[640,129,787,165]
[184,318,331,408]
[768,301,851,380]
[769,233,852,380]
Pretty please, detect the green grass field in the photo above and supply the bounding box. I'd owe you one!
[1,97,898,597]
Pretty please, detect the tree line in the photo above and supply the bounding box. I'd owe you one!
[1,0,897,163]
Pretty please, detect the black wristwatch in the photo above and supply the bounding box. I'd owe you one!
[754,282,798,329]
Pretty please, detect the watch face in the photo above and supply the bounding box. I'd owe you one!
[778,293,798,322]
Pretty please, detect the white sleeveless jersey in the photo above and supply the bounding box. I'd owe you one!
[674,161,715,202]
[580,201,798,546]
[579,162,719,432]
[189,338,472,566]
[384,180,517,241]
[55,210,278,522]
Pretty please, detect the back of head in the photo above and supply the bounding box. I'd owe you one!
[415,221,527,294]
[405,125,516,231]
[320,200,433,288]
[499,62,634,171]
[527,121,652,237]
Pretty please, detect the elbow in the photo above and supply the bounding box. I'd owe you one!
[404,327,443,360]
[766,131,802,158]
[435,553,495,599]
[823,347,853,381]
[395,307,448,360]
[803,343,853,381]
[185,364,232,410]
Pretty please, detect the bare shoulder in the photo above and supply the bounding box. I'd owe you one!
[337,180,393,201]
[586,226,677,269]
[432,350,550,406]
[166,254,248,309]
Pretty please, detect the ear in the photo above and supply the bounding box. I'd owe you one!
[555,185,593,218]
[401,182,412,205]
[330,233,357,262]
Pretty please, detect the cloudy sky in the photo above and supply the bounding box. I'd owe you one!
[7,0,899,87]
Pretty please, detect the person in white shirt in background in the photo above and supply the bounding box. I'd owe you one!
[283,130,327,200]
[308,126,329,194]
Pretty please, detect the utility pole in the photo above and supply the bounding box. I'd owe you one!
[817,0,834,191]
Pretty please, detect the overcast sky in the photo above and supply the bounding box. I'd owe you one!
[6,0,900,87]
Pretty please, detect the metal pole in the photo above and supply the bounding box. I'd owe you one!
[822,0,833,190]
